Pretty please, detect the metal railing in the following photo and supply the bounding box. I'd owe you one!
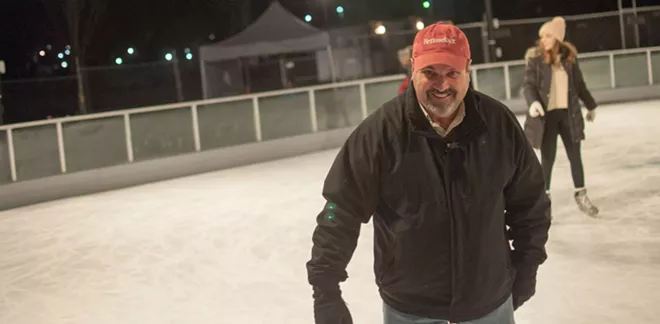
[1,46,659,185]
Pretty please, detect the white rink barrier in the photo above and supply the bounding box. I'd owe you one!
[1,46,659,210]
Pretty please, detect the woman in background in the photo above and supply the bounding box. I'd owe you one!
[397,45,412,93]
[523,16,599,217]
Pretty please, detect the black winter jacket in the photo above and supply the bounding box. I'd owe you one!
[522,45,597,149]
[307,85,551,322]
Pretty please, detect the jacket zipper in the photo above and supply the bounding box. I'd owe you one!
[423,134,461,319]
[442,142,456,319]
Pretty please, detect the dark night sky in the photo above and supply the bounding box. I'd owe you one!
[1,0,658,79]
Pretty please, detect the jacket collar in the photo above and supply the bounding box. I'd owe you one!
[403,82,488,145]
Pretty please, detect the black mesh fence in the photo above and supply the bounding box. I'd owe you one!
[2,76,78,124]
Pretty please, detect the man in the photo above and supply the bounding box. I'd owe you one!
[307,23,551,324]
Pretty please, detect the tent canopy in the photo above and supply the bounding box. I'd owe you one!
[200,1,331,62]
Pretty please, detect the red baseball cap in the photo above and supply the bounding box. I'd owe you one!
[412,22,471,72]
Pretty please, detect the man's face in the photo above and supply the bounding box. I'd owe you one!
[412,63,470,119]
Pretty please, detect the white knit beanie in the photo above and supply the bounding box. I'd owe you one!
[398,45,412,60]
[539,17,566,42]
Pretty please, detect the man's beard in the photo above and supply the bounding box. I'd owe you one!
[423,88,460,118]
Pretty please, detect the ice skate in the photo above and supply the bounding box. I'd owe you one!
[574,188,599,217]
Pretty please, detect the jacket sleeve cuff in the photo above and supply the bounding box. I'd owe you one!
[312,281,342,299]
[514,263,538,280]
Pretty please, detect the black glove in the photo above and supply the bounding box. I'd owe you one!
[312,284,353,324]
[512,265,537,310]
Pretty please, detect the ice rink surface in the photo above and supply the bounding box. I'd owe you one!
[1,100,659,324]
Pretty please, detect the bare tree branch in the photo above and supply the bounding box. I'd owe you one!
[80,1,107,58]
[58,0,107,114]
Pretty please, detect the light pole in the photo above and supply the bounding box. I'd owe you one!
[319,0,337,82]
[618,0,626,49]
[632,0,640,48]
[322,0,329,28]
[617,0,640,48]
[423,1,433,18]
[0,60,4,124]
[484,0,496,63]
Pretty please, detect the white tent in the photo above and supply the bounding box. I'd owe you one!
[199,1,337,98]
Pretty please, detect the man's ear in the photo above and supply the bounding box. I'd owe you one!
[465,60,472,82]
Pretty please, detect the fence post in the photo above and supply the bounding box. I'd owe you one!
[504,64,512,100]
[609,53,616,88]
[359,83,368,120]
[56,122,67,173]
[647,49,654,85]
[191,104,201,151]
[6,129,17,182]
[124,113,134,163]
[308,90,318,133]
[471,68,480,91]
[252,97,262,142]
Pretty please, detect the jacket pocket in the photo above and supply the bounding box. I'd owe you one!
[377,238,397,286]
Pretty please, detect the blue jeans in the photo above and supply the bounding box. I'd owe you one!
[383,295,514,324]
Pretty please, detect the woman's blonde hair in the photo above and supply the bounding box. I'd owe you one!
[535,39,578,66]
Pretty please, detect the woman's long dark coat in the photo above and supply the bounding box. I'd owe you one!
[522,45,598,149]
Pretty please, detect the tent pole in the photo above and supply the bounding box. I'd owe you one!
[279,56,289,88]
[326,44,338,83]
